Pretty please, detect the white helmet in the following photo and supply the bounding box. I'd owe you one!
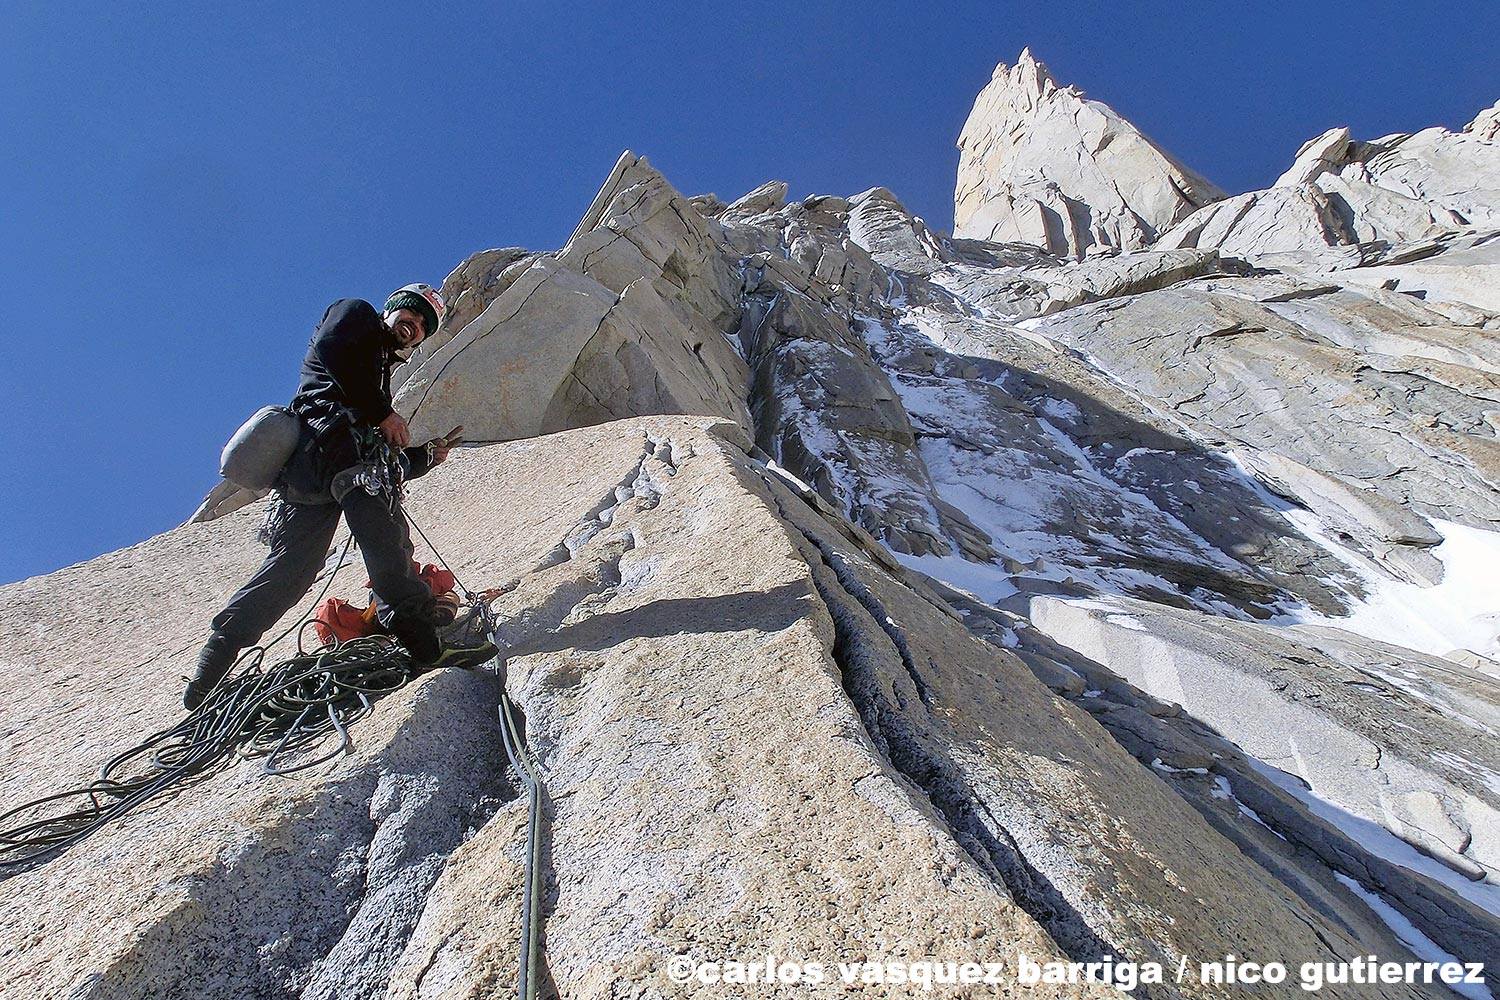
[384,282,447,337]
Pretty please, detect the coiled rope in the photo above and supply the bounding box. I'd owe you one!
[0,496,546,1000]
[0,526,426,863]
[0,632,426,869]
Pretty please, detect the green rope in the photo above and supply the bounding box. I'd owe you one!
[470,598,545,1000]
[1,486,547,1000]
[0,633,425,873]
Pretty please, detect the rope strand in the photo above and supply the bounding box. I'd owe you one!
[0,634,422,871]
[1,480,547,1000]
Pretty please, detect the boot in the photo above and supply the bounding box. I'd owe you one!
[385,603,495,670]
[387,613,442,665]
[417,638,499,672]
[183,634,240,710]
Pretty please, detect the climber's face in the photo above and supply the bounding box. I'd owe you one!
[385,307,428,351]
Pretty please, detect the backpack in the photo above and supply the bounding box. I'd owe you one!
[219,405,301,491]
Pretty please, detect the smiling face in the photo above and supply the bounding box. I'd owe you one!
[384,307,428,352]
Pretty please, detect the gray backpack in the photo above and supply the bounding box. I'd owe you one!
[220,406,302,491]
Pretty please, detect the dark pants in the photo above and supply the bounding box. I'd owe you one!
[210,487,440,661]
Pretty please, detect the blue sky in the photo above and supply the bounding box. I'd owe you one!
[2,1,1496,584]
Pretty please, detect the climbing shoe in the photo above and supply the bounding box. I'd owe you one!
[415,638,498,672]
[183,634,241,711]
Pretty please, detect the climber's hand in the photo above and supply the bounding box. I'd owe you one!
[431,425,464,466]
[379,412,410,449]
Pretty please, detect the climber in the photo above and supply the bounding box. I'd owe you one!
[183,284,497,709]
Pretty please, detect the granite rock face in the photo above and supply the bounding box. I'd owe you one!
[1029,594,1500,884]
[11,49,1500,999]
[954,49,1224,257]
[1020,271,1500,578]
[393,153,750,446]
[1,419,1478,998]
[396,246,538,377]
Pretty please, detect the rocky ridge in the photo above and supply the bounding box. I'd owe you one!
[2,51,1497,998]
[1158,104,1500,262]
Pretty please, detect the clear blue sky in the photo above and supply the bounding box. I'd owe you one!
[2,2,1496,584]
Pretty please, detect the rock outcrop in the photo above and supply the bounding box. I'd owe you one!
[954,49,1224,257]
[399,246,538,369]
[1020,270,1500,585]
[393,153,750,445]
[6,49,1499,1000]
[1030,594,1500,887]
[1157,102,1500,260]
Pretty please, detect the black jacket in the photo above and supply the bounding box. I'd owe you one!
[282,299,432,499]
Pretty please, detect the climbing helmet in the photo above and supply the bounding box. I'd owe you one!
[384,282,447,339]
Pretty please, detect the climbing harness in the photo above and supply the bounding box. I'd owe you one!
[330,431,406,511]
[350,453,399,502]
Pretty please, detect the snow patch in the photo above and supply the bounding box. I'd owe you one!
[1037,396,1081,422]
[766,460,812,493]
[1333,874,1494,1000]
[893,550,1018,605]
[1247,758,1500,918]
[1210,775,1287,842]
[1281,512,1500,663]
[1151,758,1209,775]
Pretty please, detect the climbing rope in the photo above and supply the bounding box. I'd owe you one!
[467,598,545,1000]
[0,511,434,868]
[1,496,547,1000]
[0,632,427,870]
[0,531,400,870]
[407,507,547,1000]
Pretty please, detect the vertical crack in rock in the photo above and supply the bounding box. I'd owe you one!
[405,265,560,419]
[758,480,1129,974]
[797,528,933,709]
